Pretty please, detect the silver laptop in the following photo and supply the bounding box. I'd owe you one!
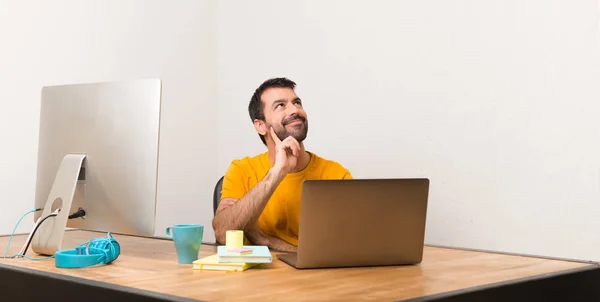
[277,178,429,269]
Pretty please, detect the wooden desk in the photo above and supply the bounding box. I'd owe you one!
[0,230,597,301]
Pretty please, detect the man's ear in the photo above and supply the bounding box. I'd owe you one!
[253,119,266,136]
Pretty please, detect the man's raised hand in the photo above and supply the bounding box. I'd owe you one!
[270,127,299,174]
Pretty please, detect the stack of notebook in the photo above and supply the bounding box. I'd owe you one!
[192,245,272,272]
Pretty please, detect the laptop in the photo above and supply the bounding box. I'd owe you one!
[277,178,429,269]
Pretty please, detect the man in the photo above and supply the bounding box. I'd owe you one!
[212,77,352,252]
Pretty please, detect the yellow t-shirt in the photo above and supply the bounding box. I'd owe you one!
[220,151,352,246]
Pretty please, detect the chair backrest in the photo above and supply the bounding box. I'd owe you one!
[213,176,224,215]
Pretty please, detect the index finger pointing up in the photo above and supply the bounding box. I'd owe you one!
[269,127,282,144]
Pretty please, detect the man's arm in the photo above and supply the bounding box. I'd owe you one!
[245,223,297,252]
[213,127,300,247]
[212,167,285,244]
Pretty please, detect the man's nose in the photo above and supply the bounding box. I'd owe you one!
[286,104,299,116]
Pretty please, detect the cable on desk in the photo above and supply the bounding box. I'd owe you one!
[19,212,58,257]
[3,209,42,259]
[9,254,54,260]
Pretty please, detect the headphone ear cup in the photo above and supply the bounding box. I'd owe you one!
[54,235,121,268]
[105,238,120,263]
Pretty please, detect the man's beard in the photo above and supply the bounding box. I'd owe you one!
[269,116,308,143]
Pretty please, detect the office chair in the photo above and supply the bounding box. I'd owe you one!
[213,175,224,215]
[213,175,224,245]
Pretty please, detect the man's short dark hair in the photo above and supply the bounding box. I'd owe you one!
[249,77,297,145]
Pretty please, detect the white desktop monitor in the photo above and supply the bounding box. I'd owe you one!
[31,79,162,255]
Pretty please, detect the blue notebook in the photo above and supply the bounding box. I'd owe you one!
[217,245,272,263]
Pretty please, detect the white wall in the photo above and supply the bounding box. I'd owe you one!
[0,0,218,242]
[217,0,600,261]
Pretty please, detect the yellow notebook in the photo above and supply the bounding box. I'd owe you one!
[192,254,259,272]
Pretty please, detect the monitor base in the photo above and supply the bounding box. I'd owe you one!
[31,153,86,256]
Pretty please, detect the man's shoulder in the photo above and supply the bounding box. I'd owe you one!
[227,152,268,173]
[310,152,352,178]
[221,152,269,200]
[313,153,347,169]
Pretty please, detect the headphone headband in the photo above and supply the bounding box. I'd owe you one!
[54,233,120,268]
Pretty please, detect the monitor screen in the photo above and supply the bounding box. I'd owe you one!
[31,79,161,255]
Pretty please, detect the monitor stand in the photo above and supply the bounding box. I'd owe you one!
[31,154,86,256]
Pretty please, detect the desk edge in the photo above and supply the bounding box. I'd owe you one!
[0,262,205,302]
[399,263,600,302]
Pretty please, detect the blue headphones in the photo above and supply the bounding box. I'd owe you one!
[54,233,120,268]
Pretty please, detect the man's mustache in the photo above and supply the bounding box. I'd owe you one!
[282,116,306,126]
